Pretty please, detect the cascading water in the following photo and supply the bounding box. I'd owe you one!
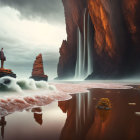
[75,28,83,79]
[87,13,93,76]
[75,9,93,80]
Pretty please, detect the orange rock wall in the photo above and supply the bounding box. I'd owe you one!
[57,0,86,78]
[123,0,140,59]
[58,0,140,79]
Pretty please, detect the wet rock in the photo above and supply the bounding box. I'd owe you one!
[0,68,16,78]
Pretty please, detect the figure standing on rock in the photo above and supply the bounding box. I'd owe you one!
[0,48,6,68]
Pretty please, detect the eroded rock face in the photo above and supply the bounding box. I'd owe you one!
[58,0,140,79]
[58,40,71,78]
[88,0,140,78]
[88,0,129,78]
[57,0,86,79]
[123,0,140,73]
[123,0,140,46]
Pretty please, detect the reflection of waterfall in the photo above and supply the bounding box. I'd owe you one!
[76,92,91,134]
[75,9,93,80]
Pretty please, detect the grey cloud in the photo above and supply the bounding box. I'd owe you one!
[0,2,63,79]
[0,36,59,79]
[0,0,65,23]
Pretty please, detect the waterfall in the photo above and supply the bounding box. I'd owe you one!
[87,13,93,76]
[75,28,83,79]
[75,9,93,80]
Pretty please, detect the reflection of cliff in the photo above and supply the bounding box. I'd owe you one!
[58,93,112,140]
[58,0,140,79]
[58,89,140,140]
[32,108,43,125]
[58,93,95,140]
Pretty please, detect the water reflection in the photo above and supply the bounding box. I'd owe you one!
[59,88,140,140]
[0,117,6,139]
[0,88,140,140]
[97,109,110,122]
[0,102,66,140]
[58,92,95,140]
[31,108,43,125]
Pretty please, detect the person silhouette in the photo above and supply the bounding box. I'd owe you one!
[0,48,6,69]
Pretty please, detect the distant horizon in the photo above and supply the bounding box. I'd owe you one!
[0,0,67,80]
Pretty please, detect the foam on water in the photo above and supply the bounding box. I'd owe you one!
[0,76,133,117]
[0,76,56,92]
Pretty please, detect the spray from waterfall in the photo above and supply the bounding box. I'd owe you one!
[75,9,93,80]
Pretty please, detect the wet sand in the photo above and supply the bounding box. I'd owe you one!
[0,86,140,140]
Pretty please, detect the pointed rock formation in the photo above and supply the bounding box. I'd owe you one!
[30,54,48,81]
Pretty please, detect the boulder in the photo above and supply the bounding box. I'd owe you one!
[0,68,16,78]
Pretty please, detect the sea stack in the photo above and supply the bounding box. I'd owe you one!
[30,54,48,81]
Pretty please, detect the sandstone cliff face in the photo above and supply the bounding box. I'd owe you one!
[58,0,140,79]
[57,40,75,78]
[88,0,130,78]
[123,0,140,73]
[123,0,140,46]
[57,0,86,79]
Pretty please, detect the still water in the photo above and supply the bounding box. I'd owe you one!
[0,87,140,140]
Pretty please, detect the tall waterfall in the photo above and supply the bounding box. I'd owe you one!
[87,13,93,76]
[75,10,93,80]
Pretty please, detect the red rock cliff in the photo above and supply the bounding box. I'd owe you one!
[57,0,86,79]
[58,0,140,79]
[88,0,140,78]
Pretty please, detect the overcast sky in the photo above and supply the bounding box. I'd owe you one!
[0,0,66,80]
